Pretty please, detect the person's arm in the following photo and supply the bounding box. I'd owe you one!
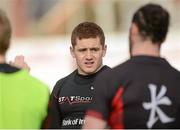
[83,115,106,129]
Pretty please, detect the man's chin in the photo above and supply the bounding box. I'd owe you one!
[83,69,97,75]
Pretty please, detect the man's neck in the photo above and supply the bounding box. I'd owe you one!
[0,55,6,64]
[132,41,160,57]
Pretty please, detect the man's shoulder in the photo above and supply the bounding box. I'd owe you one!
[52,70,77,93]
[17,70,47,86]
[55,70,77,85]
[15,70,50,98]
[110,59,131,73]
[96,65,111,75]
[168,65,180,79]
[96,60,132,82]
[102,65,111,71]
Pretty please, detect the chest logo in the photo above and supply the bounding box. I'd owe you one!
[90,86,94,90]
[142,84,175,128]
[59,96,92,105]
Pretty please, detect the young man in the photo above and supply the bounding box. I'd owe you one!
[42,22,110,129]
[84,3,180,129]
[0,10,49,128]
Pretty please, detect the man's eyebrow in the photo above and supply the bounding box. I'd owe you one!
[78,48,87,51]
[90,47,100,50]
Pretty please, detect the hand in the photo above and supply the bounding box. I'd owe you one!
[9,55,30,72]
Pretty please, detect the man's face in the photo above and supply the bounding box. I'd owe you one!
[70,37,106,75]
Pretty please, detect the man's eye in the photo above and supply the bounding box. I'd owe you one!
[91,48,99,51]
[78,49,86,52]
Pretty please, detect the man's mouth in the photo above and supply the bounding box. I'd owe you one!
[85,62,94,67]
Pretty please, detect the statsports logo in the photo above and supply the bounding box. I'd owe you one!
[59,96,92,105]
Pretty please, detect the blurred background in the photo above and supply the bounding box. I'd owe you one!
[1,0,179,91]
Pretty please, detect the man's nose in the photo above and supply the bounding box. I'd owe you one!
[86,50,93,60]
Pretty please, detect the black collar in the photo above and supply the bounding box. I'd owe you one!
[0,63,20,73]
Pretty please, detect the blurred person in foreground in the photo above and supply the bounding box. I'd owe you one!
[0,9,49,129]
[42,22,110,129]
[83,3,180,129]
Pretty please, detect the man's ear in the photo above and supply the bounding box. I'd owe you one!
[70,46,75,58]
[102,44,107,57]
[131,23,139,35]
[130,23,140,43]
